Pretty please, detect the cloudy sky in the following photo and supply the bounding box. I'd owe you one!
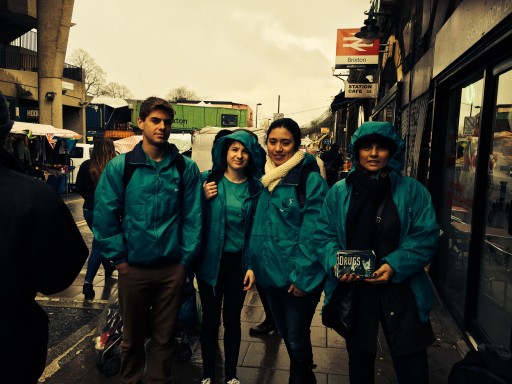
[66,0,371,126]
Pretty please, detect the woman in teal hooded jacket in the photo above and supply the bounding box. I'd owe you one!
[247,118,329,384]
[195,130,265,384]
[315,121,439,384]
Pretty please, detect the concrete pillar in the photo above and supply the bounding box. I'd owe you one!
[37,0,74,128]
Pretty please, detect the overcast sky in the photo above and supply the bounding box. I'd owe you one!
[66,0,371,126]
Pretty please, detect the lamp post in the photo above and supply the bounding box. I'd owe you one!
[255,103,262,128]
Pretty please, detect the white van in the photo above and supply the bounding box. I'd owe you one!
[68,143,93,185]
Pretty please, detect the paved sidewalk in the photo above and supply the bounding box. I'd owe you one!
[38,266,468,384]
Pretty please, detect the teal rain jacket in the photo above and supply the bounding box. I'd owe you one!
[195,130,265,288]
[315,121,439,322]
[93,142,203,267]
[248,153,330,293]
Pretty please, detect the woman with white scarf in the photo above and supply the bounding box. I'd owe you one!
[247,118,329,384]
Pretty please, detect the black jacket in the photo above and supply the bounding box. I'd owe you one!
[75,159,95,210]
[0,149,88,304]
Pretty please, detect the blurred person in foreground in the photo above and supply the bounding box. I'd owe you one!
[315,121,439,383]
[75,136,117,299]
[320,143,344,187]
[93,97,203,383]
[0,91,89,383]
[247,118,329,384]
[196,130,264,384]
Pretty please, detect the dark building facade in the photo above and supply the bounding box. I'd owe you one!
[336,0,512,351]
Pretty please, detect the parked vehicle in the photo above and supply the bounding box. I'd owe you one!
[68,143,93,186]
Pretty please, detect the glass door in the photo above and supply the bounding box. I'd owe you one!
[437,77,484,324]
[476,67,512,347]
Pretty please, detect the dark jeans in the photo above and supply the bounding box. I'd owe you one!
[83,208,111,283]
[265,286,321,362]
[346,341,429,384]
[256,283,274,323]
[197,252,246,381]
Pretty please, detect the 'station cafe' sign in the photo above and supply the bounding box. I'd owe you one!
[345,82,378,98]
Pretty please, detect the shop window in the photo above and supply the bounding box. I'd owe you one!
[477,68,512,346]
[438,77,484,323]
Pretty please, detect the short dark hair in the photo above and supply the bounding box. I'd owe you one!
[266,118,301,151]
[219,138,253,176]
[139,97,175,121]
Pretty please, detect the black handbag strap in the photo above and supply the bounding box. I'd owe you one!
[375,193,390,224]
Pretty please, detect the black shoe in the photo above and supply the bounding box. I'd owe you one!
[83,282,95,300]
[249,319,276,336]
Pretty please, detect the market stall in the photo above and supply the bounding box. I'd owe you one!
[8,121,82,193]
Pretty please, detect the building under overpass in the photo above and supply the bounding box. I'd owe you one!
[0,0,86,138]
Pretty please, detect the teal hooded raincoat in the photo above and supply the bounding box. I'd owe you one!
[316,121,439,322]
[248,153,329,293]
[93,142,203,267]
[195,130,265,288]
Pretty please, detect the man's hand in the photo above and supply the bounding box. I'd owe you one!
[115,262,131,275]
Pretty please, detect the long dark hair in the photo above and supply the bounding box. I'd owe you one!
[90,137,116,185]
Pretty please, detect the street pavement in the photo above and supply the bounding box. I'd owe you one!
[36,194,470,384]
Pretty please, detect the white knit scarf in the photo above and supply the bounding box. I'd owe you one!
[261,150,305,192]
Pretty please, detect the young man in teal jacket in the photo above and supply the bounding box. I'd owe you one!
[93,97,203,384]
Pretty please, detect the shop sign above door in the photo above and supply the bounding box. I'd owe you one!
[345,82,379,98]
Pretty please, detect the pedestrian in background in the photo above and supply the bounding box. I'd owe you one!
[315,121,439,383]
[0,91,89,384]
[320,143,344,187]
[247,118,329,384]
[196,130,265,384]
[93,97,203,383]
[76,136,116,299]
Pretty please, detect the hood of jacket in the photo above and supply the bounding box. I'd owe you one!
[211,130,265,179]
[348,121,405,175]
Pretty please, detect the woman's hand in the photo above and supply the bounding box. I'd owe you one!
[333,266,361,283]
[365,263,394,285]
[243,270,255,291]
[288,283,306,297]
[203,181,218,200]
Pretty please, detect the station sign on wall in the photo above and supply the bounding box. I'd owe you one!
[335,28,379,69]
[345,82,379,98]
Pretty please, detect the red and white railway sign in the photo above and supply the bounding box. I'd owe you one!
[335,28,379,69]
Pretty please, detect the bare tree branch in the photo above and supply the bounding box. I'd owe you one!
[69,48,106,96]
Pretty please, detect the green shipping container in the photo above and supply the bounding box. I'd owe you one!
[131,101,248,131]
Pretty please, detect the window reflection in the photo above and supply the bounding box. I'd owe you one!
[477,69,512,346]
[439,78,484,323]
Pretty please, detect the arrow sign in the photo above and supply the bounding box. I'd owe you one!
[335,28,379,69]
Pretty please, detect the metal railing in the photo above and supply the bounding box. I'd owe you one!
[10,30,37,51]
[2,46,83,82]
[4,30,83,82]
